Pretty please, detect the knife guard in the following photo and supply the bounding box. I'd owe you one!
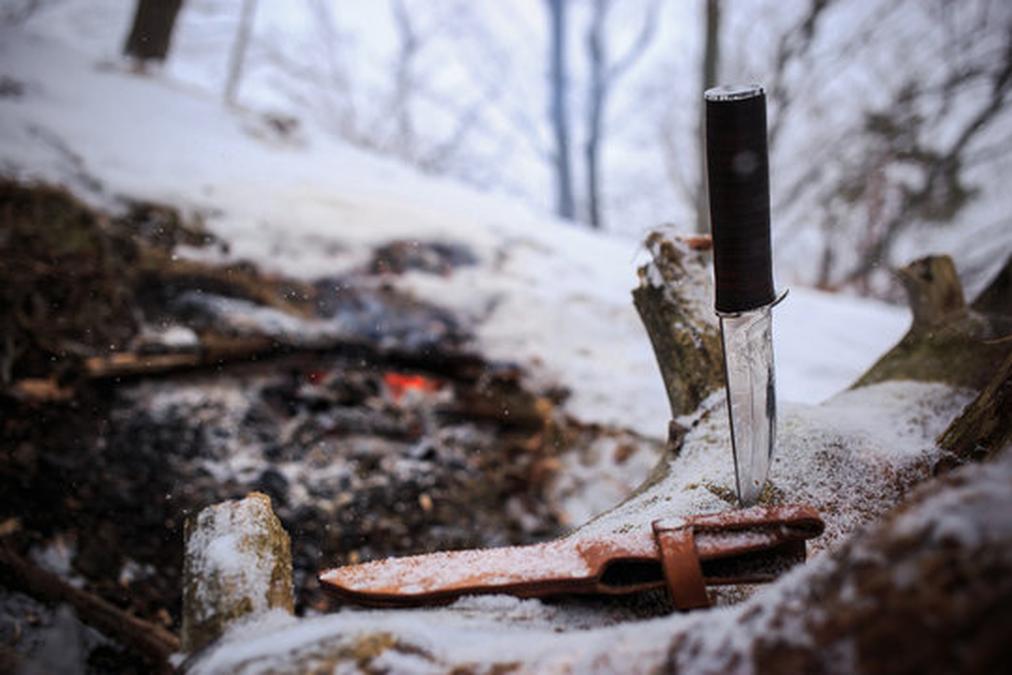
[705,85,775,314]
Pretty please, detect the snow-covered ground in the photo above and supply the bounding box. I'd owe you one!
[0,28,908,439]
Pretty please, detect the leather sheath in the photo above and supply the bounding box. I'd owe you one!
[320,504,824,610]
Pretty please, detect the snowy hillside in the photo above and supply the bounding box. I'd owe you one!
[0,28,908,438]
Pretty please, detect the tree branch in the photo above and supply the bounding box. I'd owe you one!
[0,544,179,672]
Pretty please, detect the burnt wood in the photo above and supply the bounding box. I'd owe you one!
[705,85,775,313]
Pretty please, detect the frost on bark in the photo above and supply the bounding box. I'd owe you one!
[187,443,1012,674]
[182,492,293,653]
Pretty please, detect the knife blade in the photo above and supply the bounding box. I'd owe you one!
[704,84,780,506]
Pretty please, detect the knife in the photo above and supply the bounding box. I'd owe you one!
[704,84,784,506]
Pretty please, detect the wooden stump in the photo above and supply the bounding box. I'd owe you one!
[181,492,293,653]
[631,231,723,420]
[855,254,1011,390]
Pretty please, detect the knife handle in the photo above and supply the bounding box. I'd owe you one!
[705,85,774,314]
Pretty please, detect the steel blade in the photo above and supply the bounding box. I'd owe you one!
[719,306,776,506]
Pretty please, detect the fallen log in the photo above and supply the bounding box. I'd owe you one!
[78,334,491,386]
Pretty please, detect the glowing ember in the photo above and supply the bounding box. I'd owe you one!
[384,372,442,402]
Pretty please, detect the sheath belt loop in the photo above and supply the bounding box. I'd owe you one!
[652,519,710,611]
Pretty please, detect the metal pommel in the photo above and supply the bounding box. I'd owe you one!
[704,84,764,102]
[705,84,774,314]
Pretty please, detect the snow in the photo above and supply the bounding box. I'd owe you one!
[0,28,910,442]
[551,433,662,527]
[568,380,974,554]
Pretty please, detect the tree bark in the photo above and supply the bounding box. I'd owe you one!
[123,0,184,63]
[971,252,1012,316]
[182,492,293,653]
[631,231,723,419]
[936,350,1012,469]
[546,0,575,220]
[666,449,1012,674]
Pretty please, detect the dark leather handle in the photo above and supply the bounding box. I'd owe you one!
[705,85,774,313]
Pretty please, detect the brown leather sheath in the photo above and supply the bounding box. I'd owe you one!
[320,504,824,611]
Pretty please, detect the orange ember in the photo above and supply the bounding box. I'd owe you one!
[384,372,442,402]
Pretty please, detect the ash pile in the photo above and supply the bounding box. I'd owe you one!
[0,182,619,669]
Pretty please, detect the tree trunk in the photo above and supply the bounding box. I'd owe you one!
[391,0,419,156]
[224,0,258,105]
[123,0,184,63]
[695,0,721,233]
[546,0,575,221]
[585,0,607,230]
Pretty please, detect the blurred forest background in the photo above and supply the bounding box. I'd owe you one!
[4,0,1011,295]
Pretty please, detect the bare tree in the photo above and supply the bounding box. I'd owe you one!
[0,0,48,26]
[391,0,420,157]
[224,0,258,105]
[838,26,1012,288]
[123,0,184,65]
[584,0,659,229]
[545,0,575,220]
[694,0,720,233]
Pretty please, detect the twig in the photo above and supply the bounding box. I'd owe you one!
[0,544,179,671]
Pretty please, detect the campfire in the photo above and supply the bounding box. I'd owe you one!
[2,182,647,668]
